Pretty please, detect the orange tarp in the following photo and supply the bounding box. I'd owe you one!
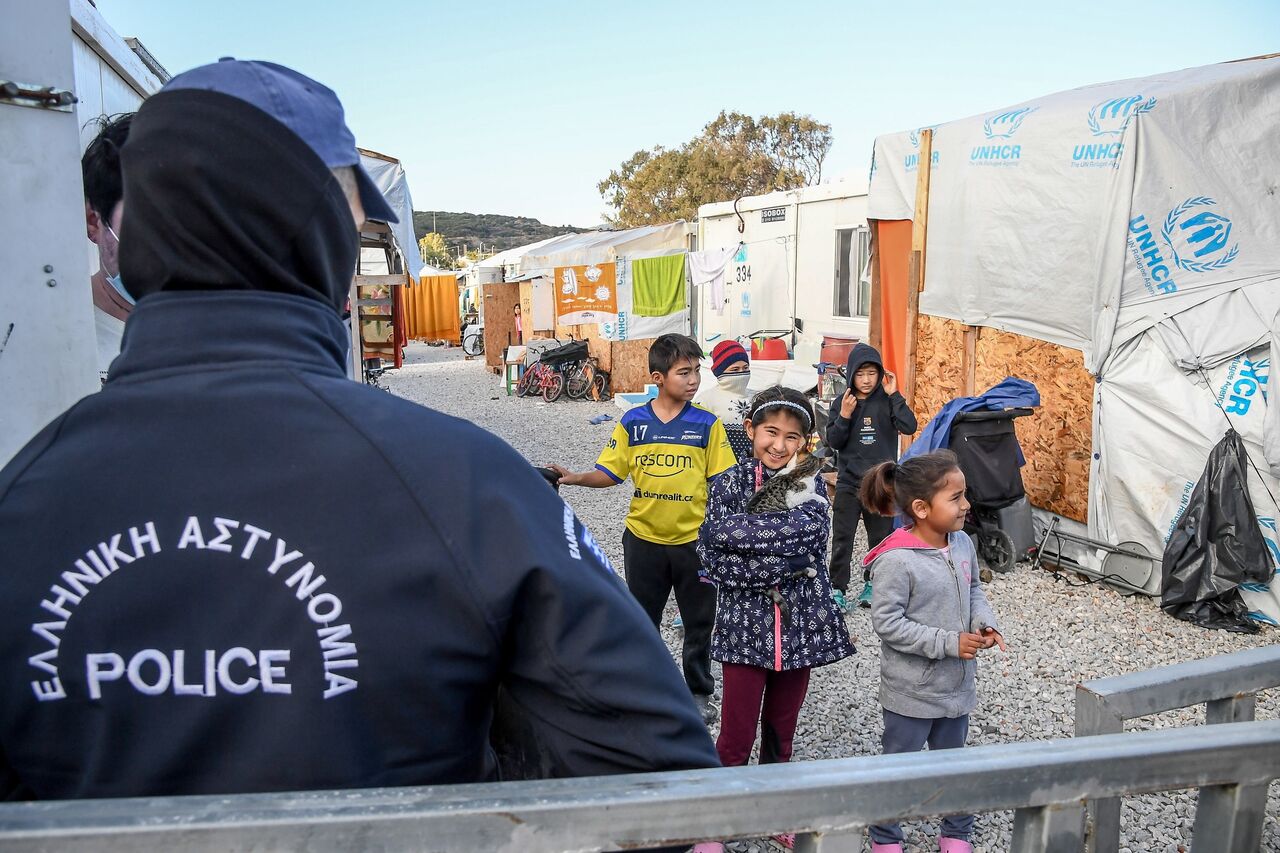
[404,274,461,343]
[875,220,912,381]
[554,262,617,325]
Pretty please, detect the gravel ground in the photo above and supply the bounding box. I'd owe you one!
[384,343,1278,853]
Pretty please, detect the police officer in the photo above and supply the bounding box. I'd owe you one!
[0,59,717,799]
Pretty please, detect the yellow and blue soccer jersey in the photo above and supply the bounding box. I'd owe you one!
[595,402,737,545]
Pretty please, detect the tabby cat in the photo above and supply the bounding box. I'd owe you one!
[746,454,825,607]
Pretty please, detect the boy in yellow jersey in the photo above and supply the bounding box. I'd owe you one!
[552,334,736,723]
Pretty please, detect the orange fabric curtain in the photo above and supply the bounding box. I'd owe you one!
[403,274,461,343]
[875,220,912,381]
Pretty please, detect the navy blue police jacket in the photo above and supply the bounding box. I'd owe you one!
[0,291,717,799]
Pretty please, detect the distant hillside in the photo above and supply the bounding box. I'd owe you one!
[412,211,589,255]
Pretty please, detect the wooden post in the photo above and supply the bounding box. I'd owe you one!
[902,128,933,409]
[868,220,882,354]
[962,324,979,395]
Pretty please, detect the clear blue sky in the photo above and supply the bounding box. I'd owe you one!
[96,0,1278,227]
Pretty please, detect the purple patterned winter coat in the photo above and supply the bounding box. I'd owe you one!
[698,459,855,671]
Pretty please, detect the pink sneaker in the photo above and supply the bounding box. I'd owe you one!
[690,843,725,853]
[870,844,904,853]
[771,833,795,848]
[938,838,973,853]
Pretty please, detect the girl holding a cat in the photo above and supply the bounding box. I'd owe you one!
[697,386,855,783]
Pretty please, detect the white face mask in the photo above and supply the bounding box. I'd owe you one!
[717,371,751,395]
[103,223,136,305]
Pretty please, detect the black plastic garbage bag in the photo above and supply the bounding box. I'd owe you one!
[1161,430,1271,632]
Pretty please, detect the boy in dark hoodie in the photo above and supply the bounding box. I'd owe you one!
[825,343,918,610]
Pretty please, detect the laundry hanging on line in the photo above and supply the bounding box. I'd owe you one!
[631,254,687,317]
[688,246,739,316]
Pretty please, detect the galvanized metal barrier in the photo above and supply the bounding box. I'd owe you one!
[1,720,1277,853]
[1076,644,1280,853]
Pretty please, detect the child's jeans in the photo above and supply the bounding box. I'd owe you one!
[868,709,974,845]
[716,663,811,766]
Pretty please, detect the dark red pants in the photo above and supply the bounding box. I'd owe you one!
[716,663,811,766]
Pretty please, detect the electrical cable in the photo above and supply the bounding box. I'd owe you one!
[1192,364,1280,518]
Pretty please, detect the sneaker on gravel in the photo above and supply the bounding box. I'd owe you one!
[692,693,718,725]
[870,844,904,853]
[831,589,849,613]
[856,581,873,608]
[672,614,684,629]
[938,837,973,853]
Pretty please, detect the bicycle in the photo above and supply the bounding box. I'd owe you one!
[517,359,567,402]
[462,327,484,357]
[519,340,589,402]
[566,357,610,401]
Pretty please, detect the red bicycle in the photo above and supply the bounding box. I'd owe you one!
[516,340,589,403]
[516,360,566,402]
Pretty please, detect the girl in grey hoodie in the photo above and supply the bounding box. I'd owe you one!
[859,450,1005,853]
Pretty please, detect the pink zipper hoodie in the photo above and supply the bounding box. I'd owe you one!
[863,527,998,718]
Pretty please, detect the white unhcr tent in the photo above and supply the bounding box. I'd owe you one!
[869,55,1280,623]
[516,223,690,340]
[359,150,423,282]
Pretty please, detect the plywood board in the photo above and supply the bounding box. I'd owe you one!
[610,339,655,394]
[911,314,966,442]
[913,314,1092,522]
[482,282,521,369]
[973,327,1092,522]
[545,318,654,394]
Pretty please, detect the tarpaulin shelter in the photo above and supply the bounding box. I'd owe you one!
[359,150,423,284]
[868,55,1280,624]
[514,223,690,392]
[351,149,422,371]
[468,224,690,390]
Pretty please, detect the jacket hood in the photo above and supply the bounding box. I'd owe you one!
[846,343,884,390]
[864,526,963,565]
[119,89,357,313]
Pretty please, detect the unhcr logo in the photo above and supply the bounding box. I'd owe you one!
[908,126,938,147]
[982,107,1034,140]
[1072,96,1156,168]
[904,126,940,172]
[1259,517,1280,570]
[971,108,1034,166]
[1215,355,1268,417]
[1161,197,1239,273]
[1128,197,1239,295]
[1088,95,1157,136]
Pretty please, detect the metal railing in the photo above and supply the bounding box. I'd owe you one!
[1,720,1277,852]
[1076,644,1280,853]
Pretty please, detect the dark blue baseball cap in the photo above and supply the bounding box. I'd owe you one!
[162,58,398,224]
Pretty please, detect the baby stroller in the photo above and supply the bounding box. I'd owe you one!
[948,408,1037,573]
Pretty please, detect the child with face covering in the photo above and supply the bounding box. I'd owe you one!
[695,340,754,459]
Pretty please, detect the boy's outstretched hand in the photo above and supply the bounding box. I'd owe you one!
[882,371,898,396]
[957,632,985,659]
[547,464,576,486]
[547,464,616,489]
[981,627,1007,652]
